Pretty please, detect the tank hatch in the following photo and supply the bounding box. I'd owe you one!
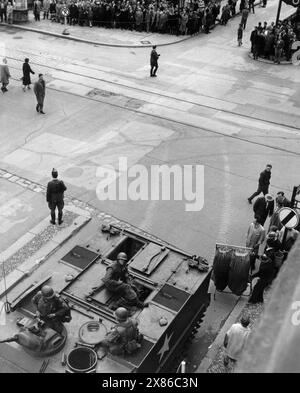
[151,284,190,312]
[129,243,169,275]
[61,246,99,270]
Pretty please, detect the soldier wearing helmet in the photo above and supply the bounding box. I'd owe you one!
[32,285,71,334]
[100,307,143,356]
[102,252,146,309]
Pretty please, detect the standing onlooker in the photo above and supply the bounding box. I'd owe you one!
[22,58,35,91]
[237,23,243,46]
[246,215,266,270]
[33,73,46,114]
[46,168,67,225]
[43,0,51,20]
[276,191,291,208]
[150,45,160,77]
[249,0,255,14]
[223,315,251,368]
[0,0,7,23]
[274,34,284,64]
[241,7,249,30]
[0,58,11,93]
[33,0,41,21]
[203,8,212,34]
[6,1,13,24]
[248,254,275,303]
[250,25,258,56]
[248,164,272,204]
[253,194,274,226]
[49,0,56,21]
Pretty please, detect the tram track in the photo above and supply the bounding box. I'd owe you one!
[6,53,300,131]
[5,55,300,158]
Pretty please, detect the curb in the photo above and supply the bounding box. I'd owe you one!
[196,295,248,373]
[0,207,91,298]
[0,22,194,48]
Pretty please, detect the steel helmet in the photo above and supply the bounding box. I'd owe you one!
[41,285,55,299]
[115,307,128,322]
[117,252,128,262]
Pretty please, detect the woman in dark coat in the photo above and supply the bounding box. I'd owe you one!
[248,255,275,304]
[22,58,35,91]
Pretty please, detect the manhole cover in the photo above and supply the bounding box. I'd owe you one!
[87,89,117,98]
[125,98,144,109]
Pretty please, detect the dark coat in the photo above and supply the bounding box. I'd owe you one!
[253,197,274,225]
[258,169,271,191]
[150,49,159,66]
[46,179,67,204]
[102,261,129,291]
[33,79,46,104]
[249,259,275,303]
[22,62,35,86]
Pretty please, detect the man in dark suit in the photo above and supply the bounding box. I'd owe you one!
[33,73,46,114]
[46,168,67,225]
[248,164,272,204]
[253,194,274,226]
[150,45,160,77]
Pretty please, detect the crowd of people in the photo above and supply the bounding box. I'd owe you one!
[22,0,261,36]
[30,0,225,36]
[246,165,299,305]
[250,19,299,64]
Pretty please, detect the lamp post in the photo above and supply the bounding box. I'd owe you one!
[275,0,283,26]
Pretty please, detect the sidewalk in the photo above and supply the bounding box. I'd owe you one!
[0,1,262,48]
[1,10,192,48]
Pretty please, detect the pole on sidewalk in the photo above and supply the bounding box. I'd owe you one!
[275,0,283,27]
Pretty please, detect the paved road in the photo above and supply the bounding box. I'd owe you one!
[0,0,299,372]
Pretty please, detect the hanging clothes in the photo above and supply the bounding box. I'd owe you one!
[212,249,231,291]
[228,251,251,296]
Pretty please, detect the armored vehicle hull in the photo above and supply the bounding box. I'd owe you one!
[0,223,211,373]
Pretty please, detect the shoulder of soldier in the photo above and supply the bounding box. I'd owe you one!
[32,291,42,302]
[54,293,67,305]
[129,318,138,327]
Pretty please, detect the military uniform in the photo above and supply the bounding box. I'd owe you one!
[32,291,69,333]
[46,178,67,224]
[102,261,140,307]
[102,318,143,356]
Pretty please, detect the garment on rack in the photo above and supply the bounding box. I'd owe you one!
[228,251,251,296]
[212,249,231,291]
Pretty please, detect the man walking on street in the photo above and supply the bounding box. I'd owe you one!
[150,45,160,77]
[248,164,272,204]
[223,315,251,369]
[0,58,11,93]
[46,168,67,225]
[249,0,255,14]
[241,7,249,30]
[33,73,46,114]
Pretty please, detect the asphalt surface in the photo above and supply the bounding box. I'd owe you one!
[0,0,299,372]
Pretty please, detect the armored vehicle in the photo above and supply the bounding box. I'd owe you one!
[0,223,211,373]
